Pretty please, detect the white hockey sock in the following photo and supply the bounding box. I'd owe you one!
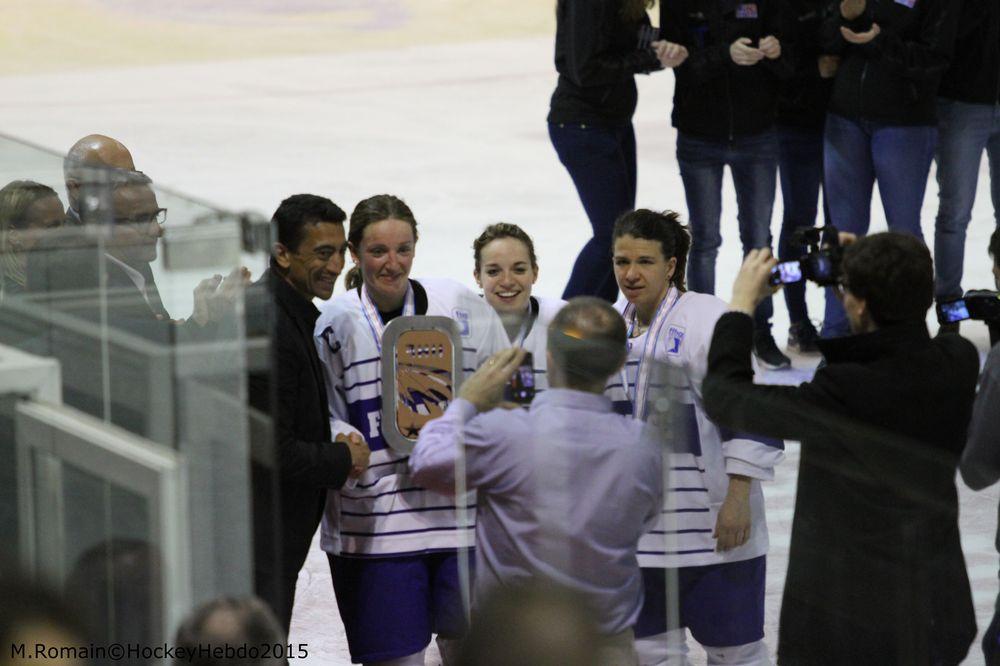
[365,649,426,666]
[635,629,693,666]
[703,640,769,666]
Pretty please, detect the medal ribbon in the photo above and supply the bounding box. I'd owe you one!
[359,282,415,353]
[621,287,682,420]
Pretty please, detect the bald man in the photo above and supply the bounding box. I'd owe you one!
[63,134,136,224]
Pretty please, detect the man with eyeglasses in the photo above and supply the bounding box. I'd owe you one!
[99,172,244,330]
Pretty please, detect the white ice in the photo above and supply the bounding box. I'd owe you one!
[0,35,997,665]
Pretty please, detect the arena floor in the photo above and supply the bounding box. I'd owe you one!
[1,1,998,663]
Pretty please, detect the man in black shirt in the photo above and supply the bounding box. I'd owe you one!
[247,194,370,631]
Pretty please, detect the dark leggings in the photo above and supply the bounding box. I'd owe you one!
[549,121,637,302]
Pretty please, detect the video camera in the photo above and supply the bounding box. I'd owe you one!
[936,290,1000,325]
[769,225,844,288]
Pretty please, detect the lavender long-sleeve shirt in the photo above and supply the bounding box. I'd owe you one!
[410,389,662,635]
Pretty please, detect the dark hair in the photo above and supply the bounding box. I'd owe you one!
[271,194,346,254]
[990,227,1000,262]
[173,596,284,666]
[472,222,538,274]
[612,209,690,291]
[458,581,602,666]
[841,232,933,326]
[345,194,418,290]
[547,297,628,389]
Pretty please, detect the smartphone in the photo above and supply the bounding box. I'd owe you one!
[769,261,804,286]
[937,299,971,324]
[503,352,535,405]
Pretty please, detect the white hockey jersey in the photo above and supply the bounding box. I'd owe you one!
[505,295,565,394]
[605,288,785,569]
[315,277,509,556]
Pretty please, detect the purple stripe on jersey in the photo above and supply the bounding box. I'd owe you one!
[341,486,425,501]
[670,466,706,472]
[719,424,784,450]
[340,525,474,538]
[344,377,382,392]
[638,548,716,556]
[369,458,407,470]
[341,503,476,518]
[648,529,713,535]
[343,356,380,372]
[669,487,709,492]
[664,508,710,513]
[462,347,477,353]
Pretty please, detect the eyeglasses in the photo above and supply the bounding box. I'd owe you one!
[115,208,167,226]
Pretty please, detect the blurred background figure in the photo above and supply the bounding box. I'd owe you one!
[173,596,285,666]
[0,180,63,301]
[774,0,839,354]
[1,575,89,666]
[548,0,684,303]
[63,134,136,225]
[457,583,604,666]
[933,0,1000,331]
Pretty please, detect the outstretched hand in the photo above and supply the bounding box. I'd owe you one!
[459,348,527,413]
[730,249,779,316]
[652,40,689,69]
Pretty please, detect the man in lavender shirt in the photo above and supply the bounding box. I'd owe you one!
[410,297,663,661]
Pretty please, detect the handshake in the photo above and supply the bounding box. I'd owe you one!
[336,431,372,479]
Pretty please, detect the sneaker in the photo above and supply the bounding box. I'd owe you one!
[754,330,792,370]
[788,320,821,354]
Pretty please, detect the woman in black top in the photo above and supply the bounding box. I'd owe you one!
[548,0,686,302]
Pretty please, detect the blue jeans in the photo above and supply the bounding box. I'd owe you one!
[549,121,637,302]
[821,113,937,337]
[777,126,827,326]
[678,131,777,330]
[934,99,1000,302]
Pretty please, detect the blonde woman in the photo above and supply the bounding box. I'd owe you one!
[0,180,63,300]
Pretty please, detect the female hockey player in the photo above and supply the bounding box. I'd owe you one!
[314,194,507,666]
[607,209,784,665]
[472,222,564,393]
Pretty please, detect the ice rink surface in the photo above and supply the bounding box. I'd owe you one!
[1,1,998,662]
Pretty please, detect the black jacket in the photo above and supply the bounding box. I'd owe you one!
[704,313,978,665]
[548,0,662,127]
[662,0,793,140]
[777,0,837,130]
[821,0,959,125]
[246,269,352,628]
[938,0,1000,104]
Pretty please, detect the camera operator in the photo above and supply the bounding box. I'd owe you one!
[703,233,979,664]
[959,227,1000,666]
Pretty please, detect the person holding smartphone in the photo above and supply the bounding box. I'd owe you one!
[549,0,688,303]
[608,209,783,665]
[472,223,564,396]
[660,0,793,370]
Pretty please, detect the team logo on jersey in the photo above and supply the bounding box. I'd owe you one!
[735,3,758,18]
[666,326,686,356]
[452,309,471,336]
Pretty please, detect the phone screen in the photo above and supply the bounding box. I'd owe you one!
[938,299,970,324]
[503,352,535,405]
[769,261,803,286]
